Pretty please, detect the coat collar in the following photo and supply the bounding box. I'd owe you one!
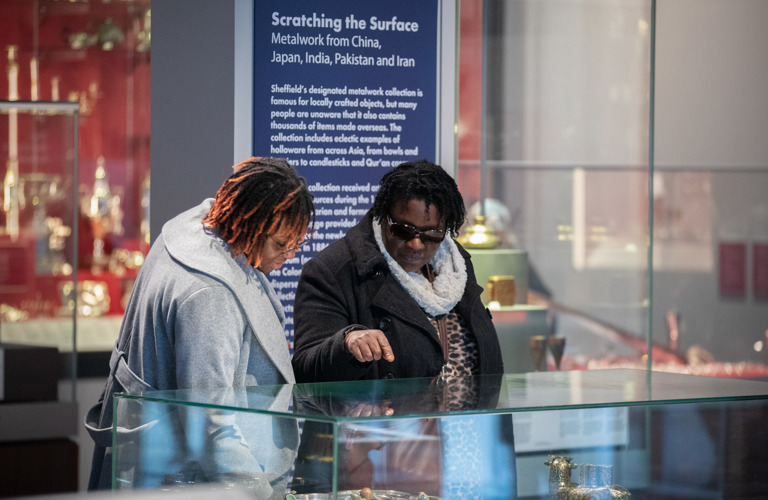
[161,199,295,384]
[344,210,390,278]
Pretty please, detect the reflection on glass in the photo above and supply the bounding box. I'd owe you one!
[114,371,768,498]
[457,0,768,379]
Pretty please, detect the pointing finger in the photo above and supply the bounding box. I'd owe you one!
[378,337,395,362]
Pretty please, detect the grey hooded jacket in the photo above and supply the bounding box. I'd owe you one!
[84,199,297,498]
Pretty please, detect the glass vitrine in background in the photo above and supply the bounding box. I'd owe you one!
[457,0,657,374]
[0,1,152,363]
[651,0,768,377]
[645,169,768,376]
[0,100,78,378]
[456,0,768,378]
[0,100,80,496]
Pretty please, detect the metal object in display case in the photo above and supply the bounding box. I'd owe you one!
[572,463,630,499]
[457,215,501,249]
[2,2,152,374]
[487,274,516,307]
[530,334,547,372]
[0,99,79,377]
[545,456,631,499]
[0,100,79,496]
[545,455,578,499]
[548,336,566,371]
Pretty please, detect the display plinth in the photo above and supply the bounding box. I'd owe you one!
[468,249,529,305]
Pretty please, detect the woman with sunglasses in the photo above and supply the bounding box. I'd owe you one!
[291,160,513,498]
[292,159,503,382]
[85,157,313,498]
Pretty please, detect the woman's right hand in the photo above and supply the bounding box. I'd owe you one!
[345,329,395,363]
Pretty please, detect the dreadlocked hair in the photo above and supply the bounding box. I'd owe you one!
[371,159,467,237]
[202,157,315,268]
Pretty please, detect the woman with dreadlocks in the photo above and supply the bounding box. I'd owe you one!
[85,157,313,498]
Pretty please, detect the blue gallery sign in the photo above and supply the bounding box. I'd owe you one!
[253,0,441,343]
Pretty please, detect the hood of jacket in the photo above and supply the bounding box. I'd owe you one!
[161,199,294,383]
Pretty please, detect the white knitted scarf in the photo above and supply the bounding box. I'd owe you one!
[373,219,467,316]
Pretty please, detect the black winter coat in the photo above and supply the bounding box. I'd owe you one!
[292,211,504,382]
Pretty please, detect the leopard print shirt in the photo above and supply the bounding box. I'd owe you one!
[427,311,480,410]
[427,311,479,376]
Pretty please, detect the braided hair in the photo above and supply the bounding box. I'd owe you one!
[202,157,314,268]
[371,160,467,236]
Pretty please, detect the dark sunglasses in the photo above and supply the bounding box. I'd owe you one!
[387,217,445,245]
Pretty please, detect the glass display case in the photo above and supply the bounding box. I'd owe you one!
[0,99,79,496]
[113,369,768,499]
[455,0,768,379]
[0,1,151,364]
[0,99,78,371]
